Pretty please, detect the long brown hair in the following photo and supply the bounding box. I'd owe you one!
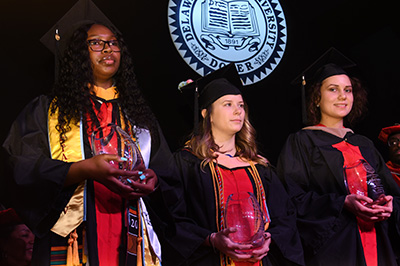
[185,99,267,169]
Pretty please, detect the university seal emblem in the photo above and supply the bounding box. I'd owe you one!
[168,0,287,85]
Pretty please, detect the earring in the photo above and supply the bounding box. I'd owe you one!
[316,104,320,108]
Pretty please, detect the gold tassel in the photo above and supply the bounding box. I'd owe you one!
[209,161,220,230]
[82,227,87,264]
[67,236,72,266]
[137,236,143,265]
[66,230,80,266]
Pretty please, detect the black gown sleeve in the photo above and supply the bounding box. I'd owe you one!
[359,138,400,248]
[276,132,347,255]
[259,165,305,266]
[2,95,77,238]
[141,123,186,264]
[161,150,219,266]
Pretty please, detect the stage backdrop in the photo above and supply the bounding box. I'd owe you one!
[2,0,399,165]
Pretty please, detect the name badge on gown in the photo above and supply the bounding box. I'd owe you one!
[127,204,139,257]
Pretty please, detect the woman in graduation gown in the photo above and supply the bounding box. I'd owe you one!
[1,21,175,266]
[277,58,400,265]
[168,64,304,266]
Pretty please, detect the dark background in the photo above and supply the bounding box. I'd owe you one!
[2,0,399,165]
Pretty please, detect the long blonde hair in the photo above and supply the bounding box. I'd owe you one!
[185,100,267,169]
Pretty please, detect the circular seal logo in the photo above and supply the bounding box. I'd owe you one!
[168,0,287,85]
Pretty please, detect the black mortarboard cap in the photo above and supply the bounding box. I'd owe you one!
[40,0,119,81]
[291,47,356,124]
[179,63,243,133]
[40,0,118,55]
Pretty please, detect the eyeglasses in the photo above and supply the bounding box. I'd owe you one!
[87,39,121,52]
[388,138,400,147]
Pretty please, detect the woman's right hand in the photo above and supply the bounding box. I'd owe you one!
[66,154,136,199]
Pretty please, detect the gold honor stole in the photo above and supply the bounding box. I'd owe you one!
[48,103,85,237]
[48,101,85,266]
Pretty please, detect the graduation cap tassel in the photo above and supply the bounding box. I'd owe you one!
[177,63,241,136]
[54,28,60,83]
[194,86,199,135]
[301,75,307,125]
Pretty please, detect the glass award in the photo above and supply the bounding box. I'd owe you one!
[224,192,266,252]
[91,123,144,184]
[344,159,386,206]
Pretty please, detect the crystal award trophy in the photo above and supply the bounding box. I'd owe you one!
[344,159,386,206]
[224,192,266,252]
[91,123,144,184]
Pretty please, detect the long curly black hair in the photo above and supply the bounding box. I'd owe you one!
[50,22,158,143]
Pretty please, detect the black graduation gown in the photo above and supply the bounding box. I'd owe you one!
[165,149,305,266]
[277,129,400,266]
[1,95,176,266]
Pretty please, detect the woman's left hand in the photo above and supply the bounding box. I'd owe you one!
[368,195,393,222]
[246,232,271,262]
[344,194,393,222]
[124,167,158,199]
